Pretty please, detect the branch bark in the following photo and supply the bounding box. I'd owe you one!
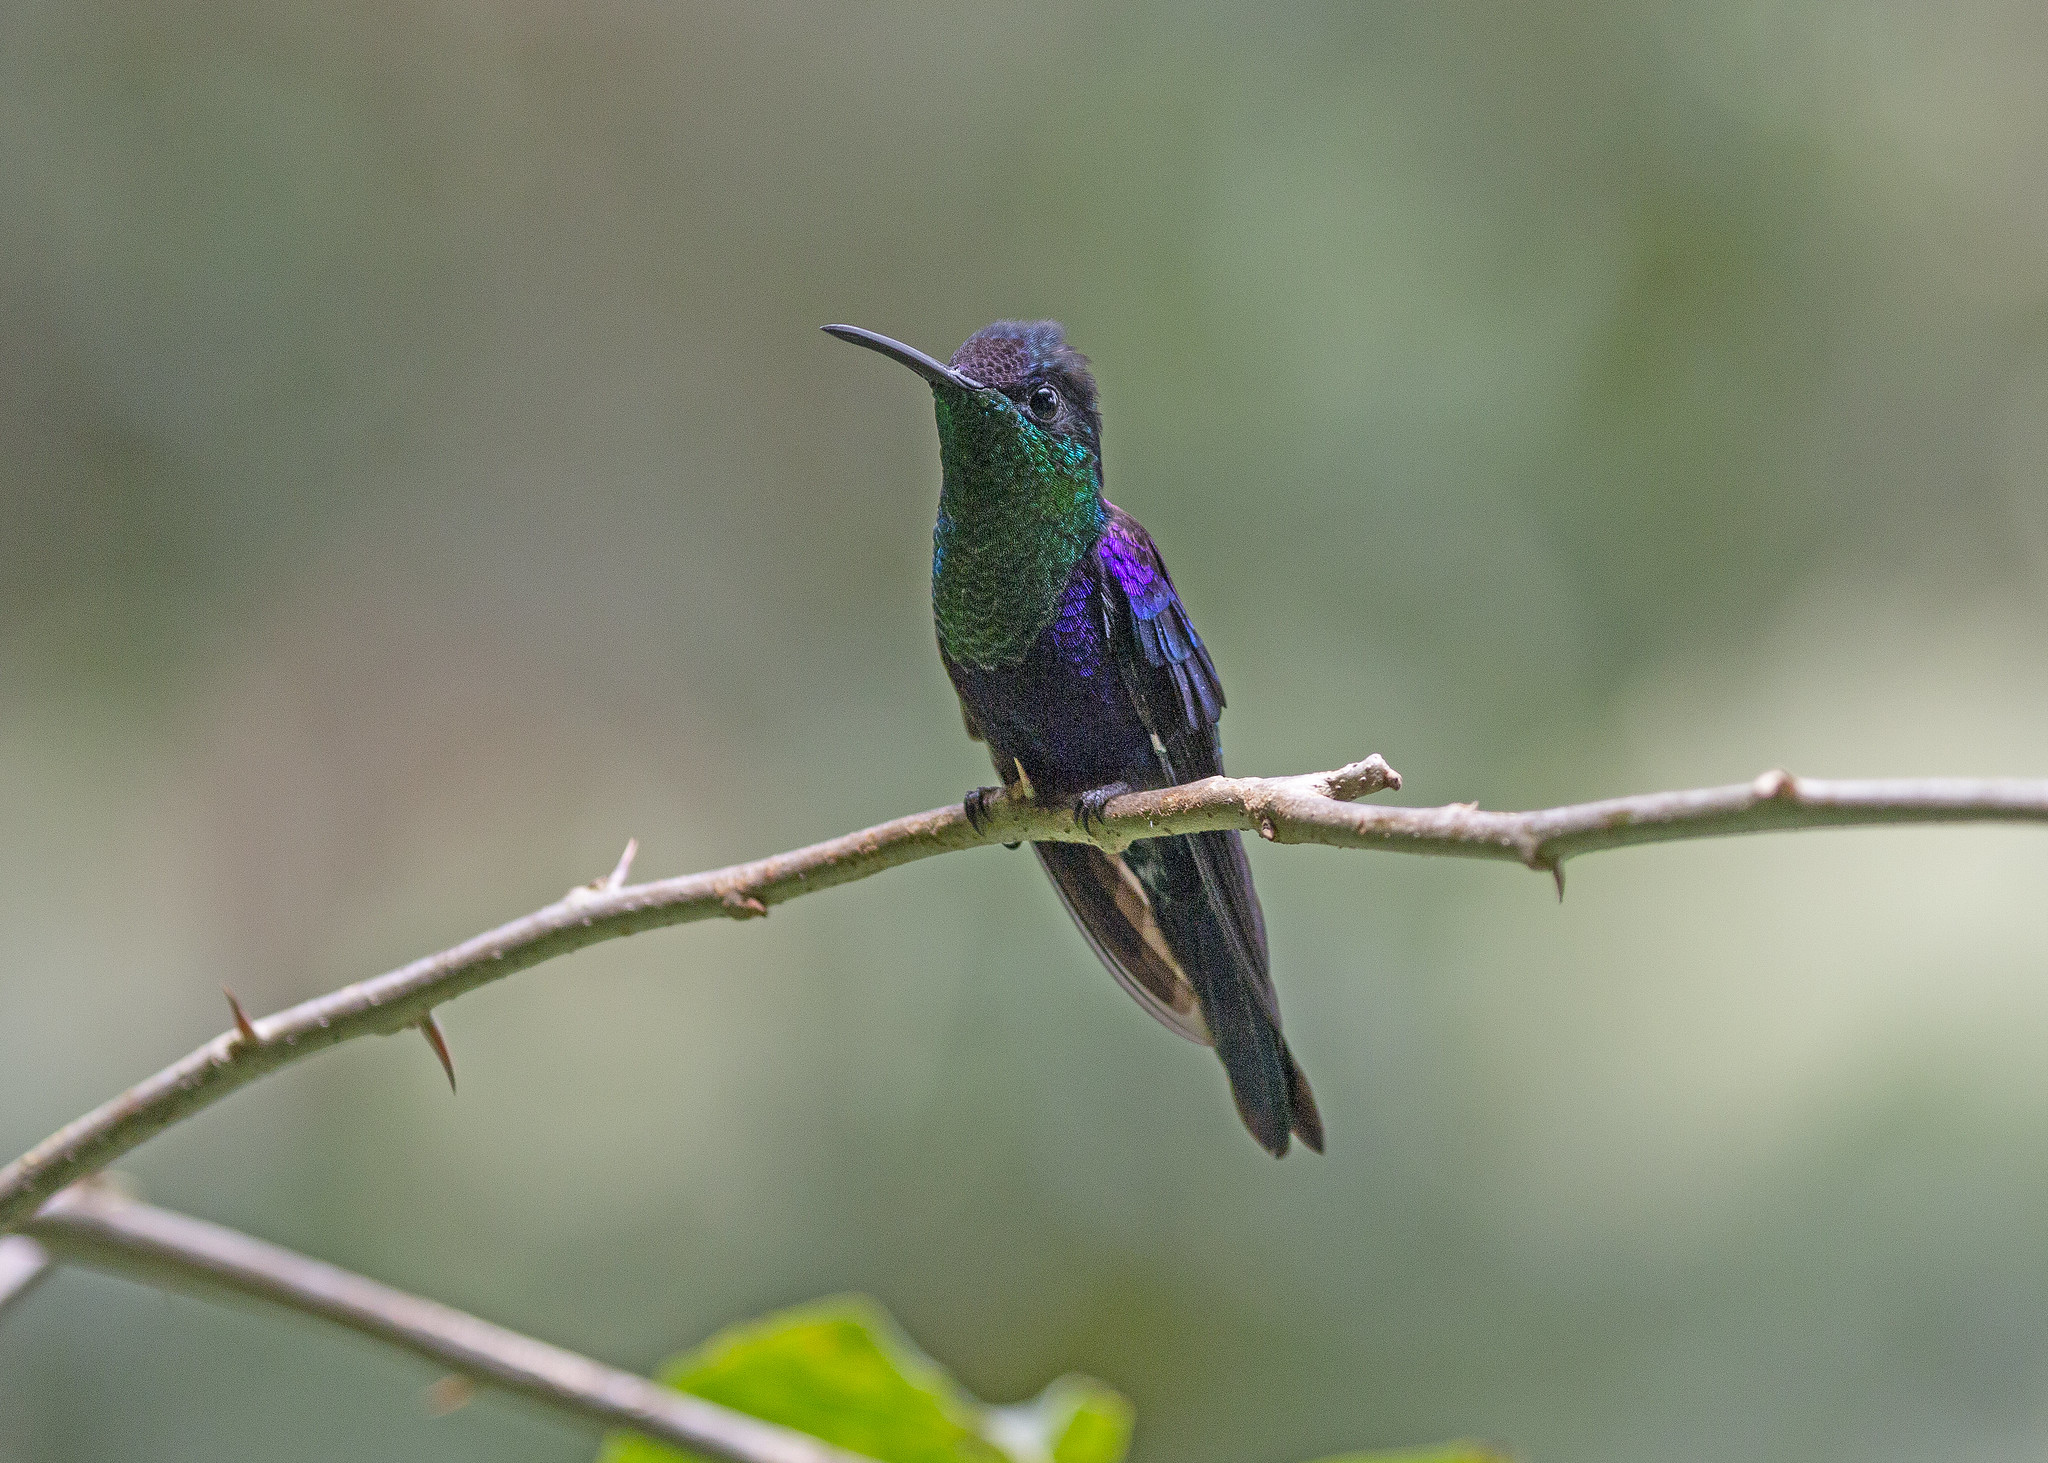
[19,1183,870,1463]
[5,756,2046,1230]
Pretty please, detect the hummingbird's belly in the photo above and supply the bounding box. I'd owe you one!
[945,583,1160,802]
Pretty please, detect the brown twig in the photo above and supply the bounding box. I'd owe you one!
[5,756,2047,1229]
[20,1184,870,1463]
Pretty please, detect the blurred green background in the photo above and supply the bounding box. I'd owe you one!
[4,2,2048,1459]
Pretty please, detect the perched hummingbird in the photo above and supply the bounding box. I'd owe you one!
[825,320,1322,1156]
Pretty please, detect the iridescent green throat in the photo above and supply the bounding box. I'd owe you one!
[930,388,1106,669]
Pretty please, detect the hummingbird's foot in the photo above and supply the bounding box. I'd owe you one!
[964,786,1020,848]
[1072,781,1135,837]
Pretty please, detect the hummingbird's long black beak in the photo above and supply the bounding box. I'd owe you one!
[822,324,984,392]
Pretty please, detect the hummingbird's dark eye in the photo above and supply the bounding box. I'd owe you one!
[1026,384,1061,423]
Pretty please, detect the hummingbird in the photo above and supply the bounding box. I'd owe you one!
[824,319,1322,1156]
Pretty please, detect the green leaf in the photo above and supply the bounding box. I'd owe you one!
[986,1374,1132,1463]
[597,1295,1132,1463]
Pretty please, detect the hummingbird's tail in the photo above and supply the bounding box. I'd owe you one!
[1175,827,1321,1156]
[1284,1039,1325,1154]
[1038,830,1321,1156]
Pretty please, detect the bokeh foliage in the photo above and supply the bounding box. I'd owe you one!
[592,1295,1494,1463]
[597,1297,1130,1463]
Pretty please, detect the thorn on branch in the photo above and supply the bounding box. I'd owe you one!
[7,757,2043,1235]
[720,890,769,920]
[1550,862,1566,902]
[1258,816,1278,842]
[222,988,260,1050]
[565,837,641,906]
[598,837,639,892]
[1010,759,1036,801]
[1753,769,1799,802]
[424,1375,475,1417]
[418,1014,457,1094]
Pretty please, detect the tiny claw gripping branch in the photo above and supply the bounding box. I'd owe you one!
[1073,782,1133,838]
[962,786,1002,835]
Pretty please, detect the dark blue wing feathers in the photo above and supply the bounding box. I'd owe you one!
[1098,507,1226,745]
[1088,504,1323,1155]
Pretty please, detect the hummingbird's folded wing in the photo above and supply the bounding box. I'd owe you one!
[1096,505,1225,738]
[1032,839,1211,1046]
[1095,505,1270,1006]
[1092,504,1322,1155]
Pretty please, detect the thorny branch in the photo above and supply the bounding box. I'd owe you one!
[6,756,2048,1230]
[17,1183,870,1463]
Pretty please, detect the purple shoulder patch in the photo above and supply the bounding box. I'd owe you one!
[1098,520,1170,621]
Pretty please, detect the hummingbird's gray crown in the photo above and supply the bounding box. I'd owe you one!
[950,321,1101,450]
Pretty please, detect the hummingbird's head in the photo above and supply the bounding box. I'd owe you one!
[945,320,1100,456]
[824,319,1110,665]
[823,319,1103,483]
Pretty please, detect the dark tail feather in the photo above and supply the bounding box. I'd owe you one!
[1283,1041,1324,1154]
[1147,833,1311,1157]
[1193,956,1294,1155]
